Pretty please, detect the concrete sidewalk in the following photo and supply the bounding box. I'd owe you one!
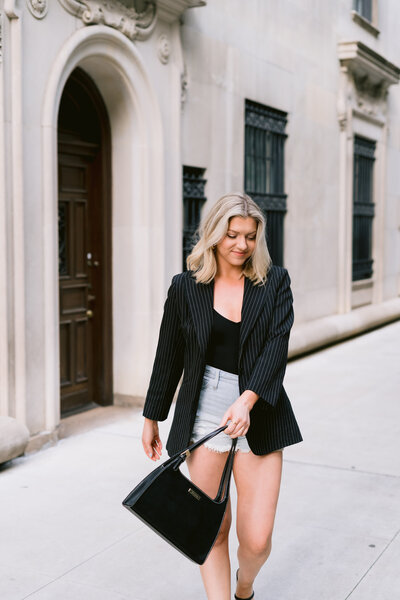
[1,321,399,600]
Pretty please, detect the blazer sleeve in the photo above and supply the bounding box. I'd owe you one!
[246,269,294,409]
[142,276,185,421]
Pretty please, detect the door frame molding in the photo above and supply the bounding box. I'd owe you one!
[42,26,164,431]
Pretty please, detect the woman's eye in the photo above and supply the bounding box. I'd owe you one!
[227,234,236,239]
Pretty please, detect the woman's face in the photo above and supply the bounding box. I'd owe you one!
[215,216,258,270]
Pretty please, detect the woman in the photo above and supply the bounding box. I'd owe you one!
[142,193,302,600]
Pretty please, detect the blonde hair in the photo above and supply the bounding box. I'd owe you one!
[186,192,271,285]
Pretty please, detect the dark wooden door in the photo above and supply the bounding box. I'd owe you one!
[58,69,112,416]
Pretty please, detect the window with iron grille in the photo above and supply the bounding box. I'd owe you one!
[353,0,372,22]
[182,166,207,271]
[352,136,376,281]
[244,99,288,266]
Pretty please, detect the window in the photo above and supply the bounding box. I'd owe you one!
[182,166,206,271]
[244,99,288,266]
[353,0,372,22]
[352,136,376,281]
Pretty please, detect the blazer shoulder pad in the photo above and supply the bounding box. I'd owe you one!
[269,265,290,282]
[170,271,193,288]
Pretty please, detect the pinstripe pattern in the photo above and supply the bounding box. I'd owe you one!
[143,266,302,456]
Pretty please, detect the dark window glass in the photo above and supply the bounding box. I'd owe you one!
[352,136,376,281]
[58,202,68,276]
[353,0,372,21]
[182,166,207,271]
[244,99,287,266]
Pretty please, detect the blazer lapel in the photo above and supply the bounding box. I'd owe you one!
[239,276,273,362]
[186,275,214,356]
[186,273,274,361]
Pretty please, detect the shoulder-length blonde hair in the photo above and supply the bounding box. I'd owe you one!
[186,192,272,285]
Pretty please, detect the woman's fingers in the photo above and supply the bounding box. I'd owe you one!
[142,430,162,460]
[142,419,163,460]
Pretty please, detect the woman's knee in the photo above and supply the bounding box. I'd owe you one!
[239,533,272,560]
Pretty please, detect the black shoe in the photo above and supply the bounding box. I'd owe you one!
[234,568,255,600]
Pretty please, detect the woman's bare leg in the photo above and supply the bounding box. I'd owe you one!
[233,449,283,598]
[187,446,232,600]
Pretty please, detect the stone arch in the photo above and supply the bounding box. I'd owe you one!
[41,25,164,431]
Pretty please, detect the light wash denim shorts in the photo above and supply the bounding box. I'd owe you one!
[191,364,251,453]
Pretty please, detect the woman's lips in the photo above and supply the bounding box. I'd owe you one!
[232,251,246,256]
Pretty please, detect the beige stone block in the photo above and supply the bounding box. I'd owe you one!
[0,416,29,464]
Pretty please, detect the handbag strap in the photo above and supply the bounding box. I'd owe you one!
[171,425,238,503]
[172,425,232,469]
[214,437,237,502]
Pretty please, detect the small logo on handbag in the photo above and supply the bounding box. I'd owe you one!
[188,487,201,501]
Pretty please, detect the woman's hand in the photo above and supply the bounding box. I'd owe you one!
[220,390,259,438]
[142,418,163,461]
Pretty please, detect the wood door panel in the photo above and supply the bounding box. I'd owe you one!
[58,156,92,413]
[60,284,87,314]
[76,318,89,383]
[59,164,87,192]
[60,321,72,386]
[74,201,87,277]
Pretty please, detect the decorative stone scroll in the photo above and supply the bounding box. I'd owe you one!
[27,0,48,19]
[58,0,157,41]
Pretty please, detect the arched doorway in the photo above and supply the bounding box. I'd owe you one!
[57,67,112,416]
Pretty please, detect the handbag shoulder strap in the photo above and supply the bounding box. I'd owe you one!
[171,425,231,470]
[215,437,237,502]
[171,425,237,503]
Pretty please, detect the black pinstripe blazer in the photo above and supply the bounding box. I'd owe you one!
[143,265,302,456]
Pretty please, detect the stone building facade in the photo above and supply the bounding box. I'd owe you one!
[1,0,399,456]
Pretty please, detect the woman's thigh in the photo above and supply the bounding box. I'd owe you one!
[187,446,232,532]
[233,450,283,549]
[187,445,231,498]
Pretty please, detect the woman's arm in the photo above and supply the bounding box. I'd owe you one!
[142,276,185,422]
[246,269,294,409]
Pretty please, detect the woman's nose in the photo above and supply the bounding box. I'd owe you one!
[236,237,247,249]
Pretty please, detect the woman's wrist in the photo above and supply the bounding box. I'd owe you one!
[240,390,259,410]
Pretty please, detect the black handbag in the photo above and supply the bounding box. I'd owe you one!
[122,426,237,565]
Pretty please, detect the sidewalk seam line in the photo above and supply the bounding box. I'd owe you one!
[344,527,400,599]
[20,532,134,600]
[284,458,400,479]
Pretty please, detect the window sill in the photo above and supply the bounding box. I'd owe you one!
[352,278,374,291]
[351,10,380,37]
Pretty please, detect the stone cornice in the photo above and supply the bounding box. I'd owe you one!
[338,41,400,95]
[157,0,206,23]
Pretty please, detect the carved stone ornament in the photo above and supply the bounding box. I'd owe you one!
[58,0,157,41]
[27,0,48,18]
[157,33,170,64]
[337,41,400,125]
[181,63,188,107]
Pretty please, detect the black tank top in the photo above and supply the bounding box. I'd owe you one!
[205,309,241,375]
